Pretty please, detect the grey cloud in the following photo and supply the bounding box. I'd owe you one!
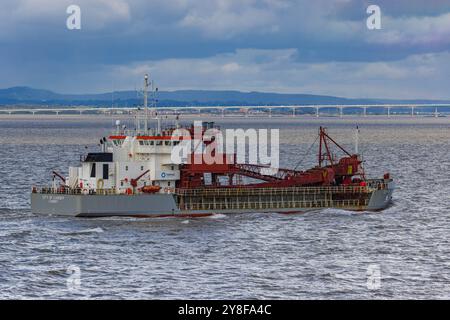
[68,48,450,100]
[0,0,449,98]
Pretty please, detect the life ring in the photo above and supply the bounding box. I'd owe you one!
[97,179,104,190]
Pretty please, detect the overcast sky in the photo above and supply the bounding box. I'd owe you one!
[1,0,450,99]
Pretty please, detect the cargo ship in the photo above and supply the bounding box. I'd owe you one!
[31,75,394,217]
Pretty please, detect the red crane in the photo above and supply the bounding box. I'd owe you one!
[130,170,150,187]
[177,126,364,189]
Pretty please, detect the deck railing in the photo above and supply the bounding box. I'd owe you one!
[32,179,390,196]
[32,187,117,195]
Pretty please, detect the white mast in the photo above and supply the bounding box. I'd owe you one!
[354,125,359,155]
[144,74,149,134]
[154,81,161,134]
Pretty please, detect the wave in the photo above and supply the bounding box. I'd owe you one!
[318,208,362,216]
[206,213,227,219]
[55,227,104,235]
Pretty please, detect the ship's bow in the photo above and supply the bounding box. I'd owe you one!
[367,179,395,211]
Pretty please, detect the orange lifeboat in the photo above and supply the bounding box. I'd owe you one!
[140,185,162,194]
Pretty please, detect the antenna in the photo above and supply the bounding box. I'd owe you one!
[144,74,149,134]
[354,125,360,155]
[115,120,121,135]
[175,113,180,128]
[154,83,161,134]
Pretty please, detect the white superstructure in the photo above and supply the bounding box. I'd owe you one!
[66,74,183,195]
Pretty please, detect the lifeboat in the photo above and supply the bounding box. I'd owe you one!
[140,185,161,194]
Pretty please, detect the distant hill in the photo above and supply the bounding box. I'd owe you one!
[1,86,449,107]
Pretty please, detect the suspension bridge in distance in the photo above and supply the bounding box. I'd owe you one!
[0,104,449,117]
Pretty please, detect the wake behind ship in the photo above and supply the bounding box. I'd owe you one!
[31,75,394,217]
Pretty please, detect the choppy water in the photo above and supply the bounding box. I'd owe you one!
[0,115,449,299]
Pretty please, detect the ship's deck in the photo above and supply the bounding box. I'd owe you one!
[175,181,390,212]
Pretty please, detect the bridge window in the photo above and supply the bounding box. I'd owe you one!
[150,141,154,146]
[113,140,123,146]
[103,164,109,179]
[139,141,144,145]
[90,163,96,178]
[165,141,171,146]
[156,140,163,146]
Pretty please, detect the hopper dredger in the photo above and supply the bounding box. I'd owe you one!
[31,75,394,217]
